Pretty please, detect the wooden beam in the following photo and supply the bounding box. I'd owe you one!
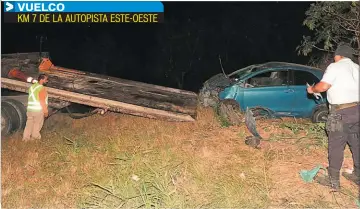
[1,78,196,122]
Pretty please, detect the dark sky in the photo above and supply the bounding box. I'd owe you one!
[1,1,313,91]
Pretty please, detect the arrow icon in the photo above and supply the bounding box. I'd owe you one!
[5,2,14,12]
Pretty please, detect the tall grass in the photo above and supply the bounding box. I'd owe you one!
[2,109,358,208]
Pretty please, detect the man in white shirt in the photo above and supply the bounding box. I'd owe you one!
[307,43,359,191]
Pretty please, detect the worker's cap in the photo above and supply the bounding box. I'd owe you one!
[334,43,354,58]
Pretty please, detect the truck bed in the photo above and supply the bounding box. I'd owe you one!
[1,52,198,122]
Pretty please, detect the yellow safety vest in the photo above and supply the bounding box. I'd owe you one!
[27,83,48,112]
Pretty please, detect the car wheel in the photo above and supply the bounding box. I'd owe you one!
[312,106,328,123]
[2,99,27,130]
[248,106,276,120]
[218,99,243,125]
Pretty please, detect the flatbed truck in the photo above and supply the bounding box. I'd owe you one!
[1,52,198,137]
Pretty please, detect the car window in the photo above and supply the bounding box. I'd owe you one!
[293,71,320,85]
[245,70,289,88]
[229,66,261,80]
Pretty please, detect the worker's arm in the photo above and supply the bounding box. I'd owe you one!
[39,88,49,117]
[307,81,331,93]
[307,63,335,94]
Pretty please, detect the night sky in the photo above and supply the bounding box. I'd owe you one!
[1,2,313,92]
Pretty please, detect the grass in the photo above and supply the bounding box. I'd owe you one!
[1,107,359,208]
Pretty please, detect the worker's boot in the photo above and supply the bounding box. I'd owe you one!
[315,167,340,191]
[342,167,360,185]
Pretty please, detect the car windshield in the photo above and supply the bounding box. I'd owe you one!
[228,65,262,80]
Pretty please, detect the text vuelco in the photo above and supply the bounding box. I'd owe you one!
[17,3,65,12]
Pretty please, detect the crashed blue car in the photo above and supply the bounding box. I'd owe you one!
[199,62,328,123]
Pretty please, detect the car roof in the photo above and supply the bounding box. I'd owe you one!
[256,61,323,72]
[227,61,325,78]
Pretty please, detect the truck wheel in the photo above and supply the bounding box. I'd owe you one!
[1,101,21,134]
[1,106,13,137]
[3,99,27,130]
[312,105,328,123]
[218,99,243,125]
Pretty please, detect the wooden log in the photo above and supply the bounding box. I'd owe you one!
[1,78,196,122]
[85,72,198,97]
[1,52,199,118]
[5,69,198,117]
[1,53,197,97]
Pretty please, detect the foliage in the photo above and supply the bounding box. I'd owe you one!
[214,103,231,127]
[297,1,360,64]
[306,52,333,69]
[279,121,328,148]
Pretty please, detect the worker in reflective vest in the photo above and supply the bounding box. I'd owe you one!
[23,74,49,141]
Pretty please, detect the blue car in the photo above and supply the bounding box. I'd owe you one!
[199,62,328,123]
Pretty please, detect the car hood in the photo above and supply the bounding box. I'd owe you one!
[202,73,233,90]
[202,64,259,90]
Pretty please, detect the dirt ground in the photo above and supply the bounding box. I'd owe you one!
[2,107,359,208]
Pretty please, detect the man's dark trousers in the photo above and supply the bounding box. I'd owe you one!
[327,105,360,178]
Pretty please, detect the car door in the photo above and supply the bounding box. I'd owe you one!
[289,69,323,117]
[240,69,296,116]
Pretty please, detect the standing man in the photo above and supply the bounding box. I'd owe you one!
[23,74,49,141]
[307,44,359,190]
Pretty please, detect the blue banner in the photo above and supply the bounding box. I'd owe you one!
[3,1,164,13]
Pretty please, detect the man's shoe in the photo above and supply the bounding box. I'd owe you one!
[315,175,341,191]
[315,167,341,191]
[342,169,360,185]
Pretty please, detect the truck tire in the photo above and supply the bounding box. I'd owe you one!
[1,106,13,137]
[2,99,27,130]
[218,99,243,125]
[1,101,21,134]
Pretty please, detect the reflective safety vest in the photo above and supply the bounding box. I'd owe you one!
[27,83,48,112]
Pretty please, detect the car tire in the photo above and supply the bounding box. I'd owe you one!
[248,106,276,120]
[218,99,243,125]
[1,106,13,137]
[312,105,328,123]
[3,99,27,130]
[1,101,21,134]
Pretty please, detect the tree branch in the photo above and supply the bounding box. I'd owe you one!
[218,55,228,78]
[323,7,359,29]
[312,44,359,56]
[336,22,358,33]
[312,45,335,52]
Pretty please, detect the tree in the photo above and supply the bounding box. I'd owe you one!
[297,1,360,65]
